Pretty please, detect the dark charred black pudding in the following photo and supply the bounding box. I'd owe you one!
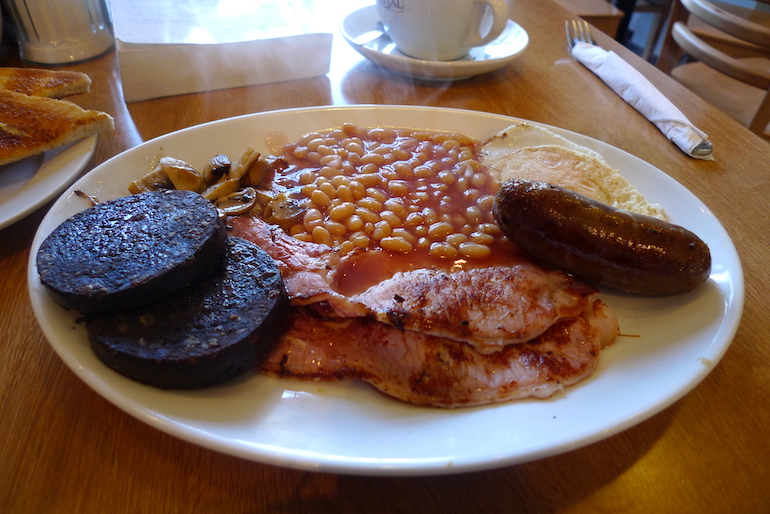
[36,190,227,314]
[86,237,289,389]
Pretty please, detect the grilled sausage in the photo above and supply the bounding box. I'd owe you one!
[492,179,711,295]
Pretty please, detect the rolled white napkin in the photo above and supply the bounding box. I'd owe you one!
[571,41,714,161]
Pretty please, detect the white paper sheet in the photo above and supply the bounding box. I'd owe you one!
[111,0,333,101]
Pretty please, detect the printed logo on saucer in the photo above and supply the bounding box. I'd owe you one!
[377,0,404,13]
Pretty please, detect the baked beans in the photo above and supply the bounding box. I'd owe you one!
[271,124,503,258]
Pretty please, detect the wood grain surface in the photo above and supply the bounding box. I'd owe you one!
[2,0,769,512]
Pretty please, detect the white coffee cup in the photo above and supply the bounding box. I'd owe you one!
[376,0,509,61]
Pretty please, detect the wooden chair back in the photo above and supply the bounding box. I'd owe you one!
[656,0,770,135]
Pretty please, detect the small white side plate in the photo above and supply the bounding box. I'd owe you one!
[0,136,97,230]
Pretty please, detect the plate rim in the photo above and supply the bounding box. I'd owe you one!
[27,105,744,476]
[0,135,97,230]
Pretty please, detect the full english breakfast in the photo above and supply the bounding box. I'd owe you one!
[35,121,711,406]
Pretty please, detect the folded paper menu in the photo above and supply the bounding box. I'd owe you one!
[571,41,714,161]
[111,0,333,102]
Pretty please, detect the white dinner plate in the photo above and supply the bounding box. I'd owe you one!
[28,106,743,476]
[340,6,529,80]
[0,136,97,230]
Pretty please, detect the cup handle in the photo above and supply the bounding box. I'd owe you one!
[466,0,509,48]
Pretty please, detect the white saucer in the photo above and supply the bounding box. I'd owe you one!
[340,6,529,81]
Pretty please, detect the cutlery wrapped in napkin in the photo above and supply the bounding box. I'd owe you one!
[571,41,714,161]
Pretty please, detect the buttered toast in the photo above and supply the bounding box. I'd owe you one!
[0,89,114,166]
[0,67,92,98]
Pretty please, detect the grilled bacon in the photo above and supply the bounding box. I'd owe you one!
[228,215,620,407]
[261,300,618,408]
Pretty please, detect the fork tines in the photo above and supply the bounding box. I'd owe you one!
[565,19,597,48]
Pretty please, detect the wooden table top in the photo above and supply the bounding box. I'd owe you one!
[2,0,769,511]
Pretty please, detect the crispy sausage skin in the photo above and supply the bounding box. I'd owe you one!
[492,179,711,295]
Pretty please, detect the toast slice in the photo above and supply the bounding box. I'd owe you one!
[0,67,92,98]
[0,89,114,166]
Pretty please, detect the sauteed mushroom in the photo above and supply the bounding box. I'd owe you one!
[202,154,230,185]
[127,146,290,221]
[214,187,259,216]
[262,193,308,232]
[161,157,205,192]
[129,156,204,193]
[229,146,261,180]
[202,178,241,202]
[128,162,173,193]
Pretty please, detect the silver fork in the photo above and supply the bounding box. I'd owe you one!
[564,18,713,157]
[565,19,596,50]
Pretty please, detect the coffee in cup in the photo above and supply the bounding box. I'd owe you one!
[376,0,509,61]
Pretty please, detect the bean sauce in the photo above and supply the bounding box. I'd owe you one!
[272,123,506,262]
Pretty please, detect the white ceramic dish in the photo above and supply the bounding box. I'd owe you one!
[0,136,96,230]
[28,106,743,476]
[340,6,529,80]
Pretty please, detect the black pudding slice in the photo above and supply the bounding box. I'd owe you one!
[86,237,289,389]
[37,190,227,314]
